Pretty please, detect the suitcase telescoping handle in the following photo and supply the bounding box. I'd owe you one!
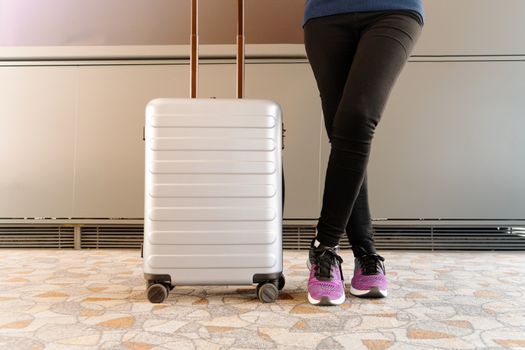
[190,0,245,99]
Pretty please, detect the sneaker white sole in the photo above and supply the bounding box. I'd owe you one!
[350,286,387,298]
[308,292,346,306]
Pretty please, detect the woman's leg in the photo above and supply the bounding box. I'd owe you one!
[346,171,376,256]
[304,13,362,306]
[316,12,422,249]
[304,11,422,303]
[304,13,375,254]
[333,12,422,298]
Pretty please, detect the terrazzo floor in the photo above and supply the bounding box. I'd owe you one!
[1,249,524,350]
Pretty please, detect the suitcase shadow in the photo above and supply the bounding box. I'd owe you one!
[152,286,307,305]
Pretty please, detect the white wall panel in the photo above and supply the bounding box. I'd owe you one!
[73,65,188,217]
[320,59,525,219]
[416,0,525,55]
[2,60,525,220]
[245,63,323,219]
[0,66,77,217]
[367,60,525,219]
[0,60,324,219]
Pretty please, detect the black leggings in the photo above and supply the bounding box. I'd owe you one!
[304,11,423,255]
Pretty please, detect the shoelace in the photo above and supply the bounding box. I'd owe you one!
[359,254,386,275]
[314,248,344,281]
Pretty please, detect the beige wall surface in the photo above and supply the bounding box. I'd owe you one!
[0,0,305,46]
[3,0,525,56]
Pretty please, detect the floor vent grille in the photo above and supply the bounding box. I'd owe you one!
[282,224,525,251]
[0,226,74,248]
[81,225,144,249]
[282,225,353,249]
[375,225,525,251]
[0,223,524,250]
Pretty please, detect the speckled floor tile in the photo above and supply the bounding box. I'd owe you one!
[0,249,524,349]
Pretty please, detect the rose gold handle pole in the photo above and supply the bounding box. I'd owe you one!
[236,0,245,99]
[190,0,198,98]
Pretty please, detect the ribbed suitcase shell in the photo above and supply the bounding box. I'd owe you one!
[143,98,283,287]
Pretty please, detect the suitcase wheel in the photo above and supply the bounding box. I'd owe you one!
[147,283,169,303]
[257,282,278,303]
[278,275,286,291]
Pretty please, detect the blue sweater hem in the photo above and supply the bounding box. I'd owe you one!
[303,0,425,26]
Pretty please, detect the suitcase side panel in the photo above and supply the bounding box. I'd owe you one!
[143,99,283,285]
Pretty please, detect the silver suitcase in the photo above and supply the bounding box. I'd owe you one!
[143,0,284,303]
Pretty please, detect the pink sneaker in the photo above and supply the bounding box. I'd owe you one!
[307,243,345,306]
[350,253,388,298]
